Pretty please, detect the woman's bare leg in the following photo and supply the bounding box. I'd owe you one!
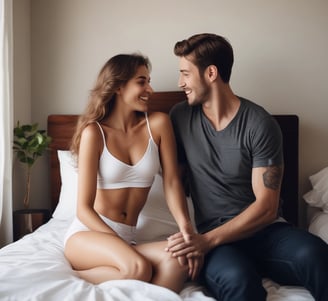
[64,231,152,284]
[135,241,189,293]
[65,232,188,292]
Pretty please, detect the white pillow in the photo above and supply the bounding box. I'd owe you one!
[308,211,328,244]
[303,190,328,213]
[52,150,195,242]
[303,166,328,213]
[309,166,328,191]
[52,150,78,220]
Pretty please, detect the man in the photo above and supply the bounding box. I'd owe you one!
[167,33,328,301]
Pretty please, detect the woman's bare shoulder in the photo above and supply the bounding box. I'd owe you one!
[147,112,174,145]
[148,111,171,128]
[81,122,103,142]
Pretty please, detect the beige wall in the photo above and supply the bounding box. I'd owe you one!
[14,0,328,226]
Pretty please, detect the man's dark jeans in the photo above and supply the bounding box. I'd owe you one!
[201,222,328,301]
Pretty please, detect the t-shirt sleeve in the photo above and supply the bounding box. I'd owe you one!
[251,116,283,168]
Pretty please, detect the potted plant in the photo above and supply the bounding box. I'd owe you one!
[12,121,52,240]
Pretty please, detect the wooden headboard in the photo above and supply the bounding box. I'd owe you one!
[48,91,299,225]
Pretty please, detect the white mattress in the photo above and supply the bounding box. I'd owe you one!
[0,218,314,301]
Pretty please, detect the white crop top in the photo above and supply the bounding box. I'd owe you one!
[96,113,160,189]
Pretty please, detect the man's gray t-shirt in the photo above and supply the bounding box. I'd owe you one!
[170,97,283,234]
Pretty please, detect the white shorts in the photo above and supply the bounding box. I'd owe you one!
[64,214,137,247]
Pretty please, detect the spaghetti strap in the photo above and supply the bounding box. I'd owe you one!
[144,112,154,140]
[95,122,106,145]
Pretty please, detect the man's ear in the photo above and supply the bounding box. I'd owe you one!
[206,65,218,82]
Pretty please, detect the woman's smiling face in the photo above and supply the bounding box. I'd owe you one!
[118,65,153,112]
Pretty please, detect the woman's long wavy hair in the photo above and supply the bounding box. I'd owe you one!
[70,53,151,156]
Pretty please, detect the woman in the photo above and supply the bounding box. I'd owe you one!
[64,53,196,293]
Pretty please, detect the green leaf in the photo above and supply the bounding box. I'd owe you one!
[13,121,52,167]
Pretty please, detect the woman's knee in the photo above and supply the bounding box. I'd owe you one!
[121,256,153,282]
[159,253,189,277]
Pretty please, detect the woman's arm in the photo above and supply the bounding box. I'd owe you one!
[150,112,193,233]
[150,112,203,279]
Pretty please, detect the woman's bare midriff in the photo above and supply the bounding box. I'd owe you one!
[93,187,151,225]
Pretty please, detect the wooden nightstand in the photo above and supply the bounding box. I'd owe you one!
[13,209,51,241]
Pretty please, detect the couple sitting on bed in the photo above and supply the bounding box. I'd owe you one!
[64,33,328,301]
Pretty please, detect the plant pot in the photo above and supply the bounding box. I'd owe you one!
[13,209,50,241]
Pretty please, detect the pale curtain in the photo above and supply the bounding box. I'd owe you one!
[0,0,13,247]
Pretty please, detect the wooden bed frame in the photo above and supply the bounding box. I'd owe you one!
[48,91,299,226]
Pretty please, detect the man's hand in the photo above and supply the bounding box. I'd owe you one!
[176,253,203,281]
[167,231,208,257]
[166,231,208,280]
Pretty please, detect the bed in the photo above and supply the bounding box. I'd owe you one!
[0,91,319,300]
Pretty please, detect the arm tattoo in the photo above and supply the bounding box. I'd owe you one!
[262,166,283,190]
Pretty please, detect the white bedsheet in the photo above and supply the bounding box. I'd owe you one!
[0,218,314,301]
